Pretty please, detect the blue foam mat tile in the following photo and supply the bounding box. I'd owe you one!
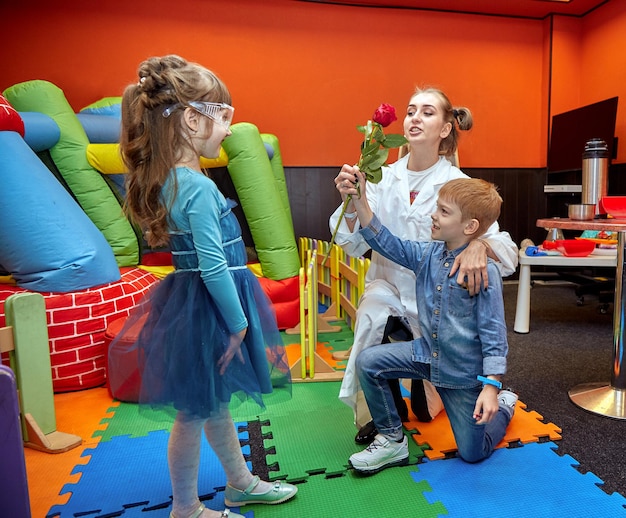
[47,425,250,518]
[411,441,626,518]
[120,504,254,518]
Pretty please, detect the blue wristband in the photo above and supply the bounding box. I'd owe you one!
[477,375,502,390]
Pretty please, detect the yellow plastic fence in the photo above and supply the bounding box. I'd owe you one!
[297,238,369,329]
[286,238,369,381]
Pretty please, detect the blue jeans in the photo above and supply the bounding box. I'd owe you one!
[356,341,512,463]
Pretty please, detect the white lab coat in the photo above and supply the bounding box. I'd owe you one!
[329,155,518,425]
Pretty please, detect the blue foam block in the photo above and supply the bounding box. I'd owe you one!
[412,441,626,517]
[47,425,250,518]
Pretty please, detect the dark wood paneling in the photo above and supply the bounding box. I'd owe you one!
[464,168,547,246]
[285,167,343,243]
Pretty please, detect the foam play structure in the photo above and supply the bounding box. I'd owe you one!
[0,292,81,453]
[0,80,301,394]
[0,364,31,518]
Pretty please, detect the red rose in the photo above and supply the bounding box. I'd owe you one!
[372,103,397,128]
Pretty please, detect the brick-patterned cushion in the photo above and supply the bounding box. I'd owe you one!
[0,267,159,392]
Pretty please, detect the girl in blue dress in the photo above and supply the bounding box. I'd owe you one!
[109,55,296,518]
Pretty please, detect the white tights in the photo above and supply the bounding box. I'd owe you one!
[168,408,273,518]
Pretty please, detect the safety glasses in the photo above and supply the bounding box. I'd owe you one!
[163,101,235,129]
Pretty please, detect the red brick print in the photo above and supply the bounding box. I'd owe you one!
[53,306,91,324]
[91,300,116,317]
[101,285,124,300]
[50,350,78,365]
[76,317,105,335]
[74,291,103,306]
[52,378,77,393]
[77,343,104,361]
[56,360,97,378]
[80,369,106,388]
[47,323,76,340]
[44,293,75,310]
[91,331,106,344]
[116,295,135,312]
[53,333,92,352]
[1,268,160,392]
[93,354,106,370]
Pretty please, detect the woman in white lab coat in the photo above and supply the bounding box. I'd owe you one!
[329,87,518,441]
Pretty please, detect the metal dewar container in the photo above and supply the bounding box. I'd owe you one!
[581,138,609,215]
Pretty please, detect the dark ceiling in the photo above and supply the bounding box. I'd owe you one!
[300,0,610,19]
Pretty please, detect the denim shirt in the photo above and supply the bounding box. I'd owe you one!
[360,215,508,389]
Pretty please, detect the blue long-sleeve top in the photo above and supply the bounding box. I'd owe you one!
[163,167,248,334]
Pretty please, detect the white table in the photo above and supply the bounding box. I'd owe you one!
[536,217,626,419]
[514,250,617,334]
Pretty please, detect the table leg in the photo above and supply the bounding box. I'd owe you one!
[514,263,531,334]
[568,231,626,419]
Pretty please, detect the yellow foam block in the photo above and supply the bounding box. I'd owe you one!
[86,144,228,174]
[0,275,16,284]
[247,262,264,277]
[138,264,174,279]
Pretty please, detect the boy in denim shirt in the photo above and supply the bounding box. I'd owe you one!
[346,175,517,473]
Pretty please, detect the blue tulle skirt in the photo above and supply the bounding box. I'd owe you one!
[108,267,292,419]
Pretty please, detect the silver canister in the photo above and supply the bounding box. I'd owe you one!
[581,138,609,215]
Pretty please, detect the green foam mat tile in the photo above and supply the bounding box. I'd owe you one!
[232,381,345,421]
[245,467,447,518]
[93,402,173,441]
[259,383,427,481]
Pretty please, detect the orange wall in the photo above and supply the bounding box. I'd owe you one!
[550,16,584,116]
[581,1,626,164]
[550,2,626,165]
[2,0,622,168]
[1,0,544,167]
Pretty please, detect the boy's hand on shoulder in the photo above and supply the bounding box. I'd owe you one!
[473,386,500,424]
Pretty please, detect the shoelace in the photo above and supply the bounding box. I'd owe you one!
[365,439,385,452]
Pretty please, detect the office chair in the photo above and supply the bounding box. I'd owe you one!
[557,268,614,314]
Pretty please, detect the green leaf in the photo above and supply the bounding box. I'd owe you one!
[360,140,379,158]
[357,125,367,134]
[380,133,408,149]
[362,148,389,172]
[365,167,383,184]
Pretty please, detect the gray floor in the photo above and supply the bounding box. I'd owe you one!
[502,280,625,496]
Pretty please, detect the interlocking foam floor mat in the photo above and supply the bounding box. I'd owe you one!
[25,387,118,518]
[259,382,428,482]
[243,467,447,518]
[40,384,626,518]
[412,441,626,517]
[404,399,562,460]
[46,427,250,518]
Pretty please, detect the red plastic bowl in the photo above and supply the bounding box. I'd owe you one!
[600,196,626,218]
[555,239,595,257]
